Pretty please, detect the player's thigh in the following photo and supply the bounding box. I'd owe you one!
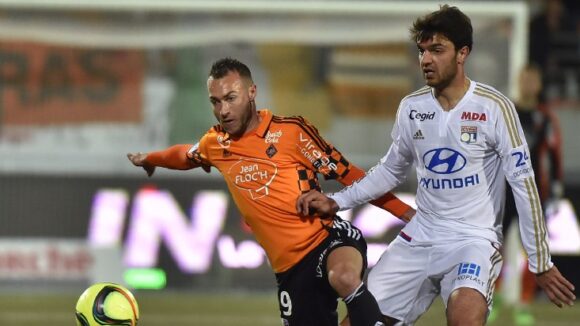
[439,239,502,311]
[276,243,340,325]
[277,279,338,326]
[368,237,437,322]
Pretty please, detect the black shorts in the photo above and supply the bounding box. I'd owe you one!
[275,217,368,326]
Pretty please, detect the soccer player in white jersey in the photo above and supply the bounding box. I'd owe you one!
[297,5,575,326]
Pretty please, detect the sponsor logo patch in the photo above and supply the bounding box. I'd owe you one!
[461,111,487,121]
[458,262,481,276]
[409,109,435,121]
[423,148,466,174]
[265,130,283,144]
[227,158,278,199]
[457,262,485,287]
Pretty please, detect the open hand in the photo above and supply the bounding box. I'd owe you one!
[536,265,576,308]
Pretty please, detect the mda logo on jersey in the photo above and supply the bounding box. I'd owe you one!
[460,111,487,121]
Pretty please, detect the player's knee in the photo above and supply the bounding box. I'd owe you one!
[447,288,487,326]
[328,263,361,297]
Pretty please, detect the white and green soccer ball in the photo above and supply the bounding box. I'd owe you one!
[75,282,140,326]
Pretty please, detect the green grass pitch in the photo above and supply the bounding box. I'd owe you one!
[1,291,578,325]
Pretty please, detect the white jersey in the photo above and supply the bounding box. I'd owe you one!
[331,81,552,273]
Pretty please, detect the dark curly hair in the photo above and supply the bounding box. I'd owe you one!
[410,5,473,52]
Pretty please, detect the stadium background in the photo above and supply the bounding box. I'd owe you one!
[0,0,579,325]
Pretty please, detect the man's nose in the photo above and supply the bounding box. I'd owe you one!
[422,51,434,64]
[219,103,230,117]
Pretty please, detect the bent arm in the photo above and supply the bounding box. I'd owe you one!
[331,148,409,211]
[339,164,413,221]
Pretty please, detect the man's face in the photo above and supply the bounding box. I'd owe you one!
[207,71,257,138]
[417,33,461,89]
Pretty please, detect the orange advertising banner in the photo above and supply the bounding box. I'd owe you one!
[0,42,144,125]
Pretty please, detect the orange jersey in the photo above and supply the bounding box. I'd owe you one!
[147,110,411,273]
[197,110,410,272]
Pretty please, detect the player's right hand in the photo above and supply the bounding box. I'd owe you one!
[296,190,339,218]
[127,152,156,177]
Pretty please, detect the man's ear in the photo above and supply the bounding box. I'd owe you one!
[248,84,257,101]
[457,46,470,65]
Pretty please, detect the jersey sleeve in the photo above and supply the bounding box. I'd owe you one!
[145,132,211,171]
[495,99,553,273]
[329,102,414,211]
[291,116,412,219]
[145,144,198,170]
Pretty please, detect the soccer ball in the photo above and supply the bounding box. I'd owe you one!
[75,282,140,326]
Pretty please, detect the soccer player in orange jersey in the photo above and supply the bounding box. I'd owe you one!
[128,57,415,326]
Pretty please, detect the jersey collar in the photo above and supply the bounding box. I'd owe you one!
[254,109,273,138]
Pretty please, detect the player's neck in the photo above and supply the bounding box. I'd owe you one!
[434,77,470,111]
[237,110,262,139]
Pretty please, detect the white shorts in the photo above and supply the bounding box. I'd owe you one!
[367,235,503,325]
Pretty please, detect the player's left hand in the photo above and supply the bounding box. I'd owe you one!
[535,265,576,308]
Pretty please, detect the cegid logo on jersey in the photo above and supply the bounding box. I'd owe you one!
[227,158,277,199]
[420,148,480,189]
[298,132,337,171]
[409,109,435,121]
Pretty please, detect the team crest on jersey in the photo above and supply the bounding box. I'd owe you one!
[265,130,283,144]
[413,129,425,140]
[266,144,278,158]
[460,126,477,144]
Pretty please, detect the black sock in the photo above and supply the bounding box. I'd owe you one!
[343,282,385,326]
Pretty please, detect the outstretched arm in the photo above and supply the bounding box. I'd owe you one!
[127,144,210,177]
